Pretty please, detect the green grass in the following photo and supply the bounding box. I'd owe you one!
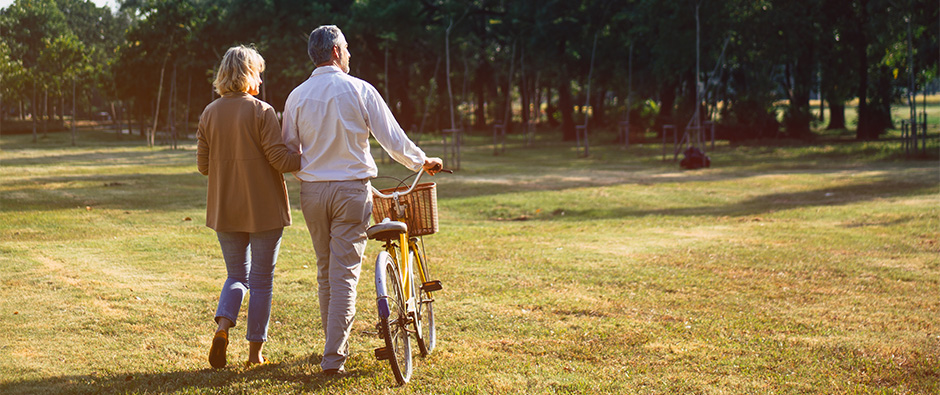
[1,127,938,394]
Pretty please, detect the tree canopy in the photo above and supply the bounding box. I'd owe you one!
[1,0,937,142]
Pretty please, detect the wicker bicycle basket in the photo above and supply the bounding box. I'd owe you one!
[372,182,438,236]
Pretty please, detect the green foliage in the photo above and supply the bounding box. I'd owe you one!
[3,0,937,140]
[0,0,68,69]
[38,33,87,90]
[0,0,129,123]
[0,40,27,102]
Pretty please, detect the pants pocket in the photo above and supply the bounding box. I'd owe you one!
[337,184,370,224]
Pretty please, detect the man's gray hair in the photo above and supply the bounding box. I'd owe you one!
[308,25,344,65]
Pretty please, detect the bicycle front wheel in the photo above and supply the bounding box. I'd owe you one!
[375,251,413,385]
[412,249,436,355]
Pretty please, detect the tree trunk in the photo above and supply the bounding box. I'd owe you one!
[474,57,488,129]
[112,101,121,140]
[519,71,529,127]
[657,82,678,135]
[502,40,516,134]
[787,54,814,139]
[591,90,605,127]
[396,61,416,131]
[384,41,390,113]
[168,62,177,149]
[445,20,456,130]
[559,78,575,141]
[872,65,894,132]
[138,102,146,138]
[42,88,48,137]
[32,83,38,143]
[827,100,846,129]
[545,84,558,127]
[417,56,441,135]
[71,78,76,146]
[487,65,499,128]
[185,73,192,141]
[854,1,876,140]
[531,72,541,125]
[434,62,450,131]
[462,52,470,128]
[519,43,529,128]
[818,93,825,123]
[151,55,168,147]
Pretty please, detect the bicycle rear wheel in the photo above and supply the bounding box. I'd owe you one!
[375,251,412,385]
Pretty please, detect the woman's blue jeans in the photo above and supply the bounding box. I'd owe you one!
[214,227,283,343]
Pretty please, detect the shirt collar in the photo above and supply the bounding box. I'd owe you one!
[311,65,344,77]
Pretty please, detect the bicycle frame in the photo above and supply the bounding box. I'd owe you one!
[371,167,446,384]
[371,169,432,317]
[386,234,416,315]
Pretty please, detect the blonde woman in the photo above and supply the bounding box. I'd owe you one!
[197,45,300,368]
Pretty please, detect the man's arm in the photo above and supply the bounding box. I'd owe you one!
[362,85,428,172]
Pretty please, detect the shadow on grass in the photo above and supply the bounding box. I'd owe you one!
[0,357,381,394]
[0,147,194,168]
[540,176,938,221]
[437,162,938,201]
[1,173,206,213]
[0,129,167,151]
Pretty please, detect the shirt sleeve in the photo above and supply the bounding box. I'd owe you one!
[362,85,427,171]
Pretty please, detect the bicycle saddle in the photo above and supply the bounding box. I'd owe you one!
[367,220,407,241]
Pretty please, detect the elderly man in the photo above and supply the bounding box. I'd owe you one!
[282,25,442,376]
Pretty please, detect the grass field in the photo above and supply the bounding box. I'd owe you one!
[1,127,938,394]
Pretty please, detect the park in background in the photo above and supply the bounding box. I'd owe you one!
[1,0,938,154]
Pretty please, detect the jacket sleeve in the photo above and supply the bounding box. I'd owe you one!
[258,104,301,173]
[196,111,210,176]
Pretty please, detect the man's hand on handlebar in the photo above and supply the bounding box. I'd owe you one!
[423,157,445,175]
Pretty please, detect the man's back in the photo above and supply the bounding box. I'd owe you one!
[282,65,425,182]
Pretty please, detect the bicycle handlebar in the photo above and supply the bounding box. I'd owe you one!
[370,168,451,199]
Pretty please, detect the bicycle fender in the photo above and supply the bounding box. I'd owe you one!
[375,251,391,319]
[377,296,390,319]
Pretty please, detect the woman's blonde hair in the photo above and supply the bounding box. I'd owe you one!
[212,45,265,95]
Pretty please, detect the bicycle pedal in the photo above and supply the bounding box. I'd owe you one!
[374,347,392,361]
[421,280,443,292]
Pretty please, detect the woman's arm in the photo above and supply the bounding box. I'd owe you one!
[258,105,301,173]
[196,113,210,176]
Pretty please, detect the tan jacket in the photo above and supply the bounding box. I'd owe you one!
[197,92,301,232]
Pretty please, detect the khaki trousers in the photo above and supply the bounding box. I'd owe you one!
[300,179,372,371]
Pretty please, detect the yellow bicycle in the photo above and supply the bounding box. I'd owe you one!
[369,168,450,385]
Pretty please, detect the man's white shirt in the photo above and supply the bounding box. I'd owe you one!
[282,65,427,182]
